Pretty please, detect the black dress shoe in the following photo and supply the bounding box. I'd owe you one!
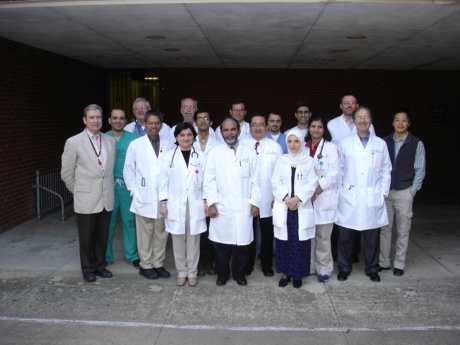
[236,277,247,286]
[139,268,159,279]
[279,277,290,287]
[393,268,404,276]
[83,272,96,282]
[337,271,349,281]
[378,265,391,272]
[131,260,140,269]
[95,268,113,278]
[369,272,381,282]
[216,277,227,286]
[197,265,206,277]
[262,268,274,277]
[153,267,170,278]
[293,279,302,288]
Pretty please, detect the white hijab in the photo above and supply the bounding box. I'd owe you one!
[281,129,309,167]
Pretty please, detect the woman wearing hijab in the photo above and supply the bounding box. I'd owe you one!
[158,122,207,287]
[271,129,317,288]
[305,114,339,283]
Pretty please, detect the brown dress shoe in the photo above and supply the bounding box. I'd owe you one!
[176,277,186,286]
[188,277,197,286]
[216,277,227,286]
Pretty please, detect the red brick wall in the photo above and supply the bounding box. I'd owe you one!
[0,38,106,233]
[159,68,459,203]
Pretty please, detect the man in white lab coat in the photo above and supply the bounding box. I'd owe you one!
[204,117,261,286]
[242,113,283,277]
[336,106,391,283]
[328,94,376,263]
[124,110,174,280]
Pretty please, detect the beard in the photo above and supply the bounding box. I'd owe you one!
[224,136,237,145]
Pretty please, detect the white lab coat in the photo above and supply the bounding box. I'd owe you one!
[203,142,261,245]
[123,135,174,218]
[271,156,317,241]
[158,145,207,235]
[327,115,376,147]
[241,137,283,218]
[305,139,339,225]
[337,134,392,230]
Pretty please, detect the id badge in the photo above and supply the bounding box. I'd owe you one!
[194,181,202,190]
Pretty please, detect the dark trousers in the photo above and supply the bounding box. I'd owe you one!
[214,242,249,280]
[199,217,215,266]
[331,223,361,260]
[337,226,380,275]
[76,210,111,273]
[249,216,274,270]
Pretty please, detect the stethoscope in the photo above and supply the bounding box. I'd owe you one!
[317,139,325,160]
[169,145,199,168]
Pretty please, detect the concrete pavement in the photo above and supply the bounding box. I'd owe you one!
[0,203,459,344]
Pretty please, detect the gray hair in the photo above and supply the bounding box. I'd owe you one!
[83,104,103,117]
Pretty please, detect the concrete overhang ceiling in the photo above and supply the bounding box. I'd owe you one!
[1,0,459,70]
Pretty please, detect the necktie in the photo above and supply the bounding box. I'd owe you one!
[255,141,260,154]
[151,139,159,157]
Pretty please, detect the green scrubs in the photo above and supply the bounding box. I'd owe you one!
[105,130,139,263]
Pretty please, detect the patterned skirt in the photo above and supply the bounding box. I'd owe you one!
[275,209,311,279]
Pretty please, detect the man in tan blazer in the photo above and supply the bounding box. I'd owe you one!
[61,104,116,282]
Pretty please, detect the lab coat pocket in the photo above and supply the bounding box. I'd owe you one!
[372,153,383,169]
[167,200,180,222]
[272,199,287,228]
[134,185,152,205]
[339,186,355,206]
[195,199,206,221]
[298,207,315,230]
[239,161,251,178]
[74,186,91,193]
[318,189,338,210]
[367,187,384,207]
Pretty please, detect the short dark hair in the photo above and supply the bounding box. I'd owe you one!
[341,94,358,103]
[391,106,412,123]
[194,108,213,122]
[221,117,240,130]
[268,110,281,117]
[230,99,246,109]
[174,122,197,145]
[248,112,267,125]
[352,106,372,120]
[295,102,310,112]
[305,114,332,142]
[144,109,163,123]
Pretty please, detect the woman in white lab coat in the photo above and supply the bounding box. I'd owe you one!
[158,122,207,287]
[271,129,317,289]
[305,114,339,283]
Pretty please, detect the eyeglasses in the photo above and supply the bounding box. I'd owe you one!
[181,105,196,110]
[231,109,245,113]
[133,106,148,111]
[355,115,370,121]
[251,123,266,128]
[196,116,210,122]
[296,111,310,115]
[342,101,356,106]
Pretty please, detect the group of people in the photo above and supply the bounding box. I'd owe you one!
[61,94,426,289]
